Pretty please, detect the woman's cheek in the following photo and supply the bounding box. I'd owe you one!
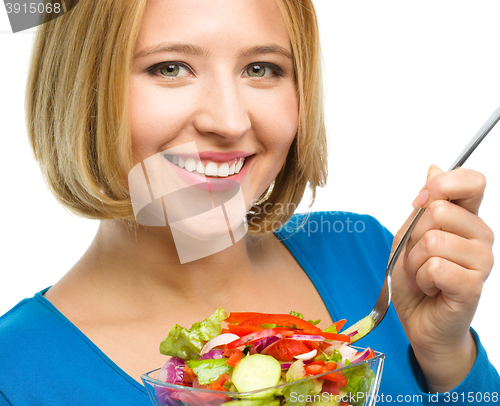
[130,79,194,160]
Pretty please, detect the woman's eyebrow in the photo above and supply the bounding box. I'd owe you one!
[134,43,292,60]
[134,42,209,59]
[239,45,293,60]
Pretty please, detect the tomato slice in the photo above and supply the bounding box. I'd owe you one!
[304,340,321,351]
[265,338,311,362]
[225,328,293,349]
[304,360,338,376]
[227,324,264,336]
[239,314,322,334]
[205,373,230,391]
[225,349,243,367]
[320,372,348,387]
[225,312,264,324]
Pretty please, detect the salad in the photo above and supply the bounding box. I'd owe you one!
[155,309,378,406]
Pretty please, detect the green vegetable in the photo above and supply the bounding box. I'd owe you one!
[343,362,376,406]
[307,319,321,326]
[317,350,342,366]
[186,358,232,385]
[283,380,314,406]
[159,308,229,359]
[322,325,338,334]
[288,311,320,325]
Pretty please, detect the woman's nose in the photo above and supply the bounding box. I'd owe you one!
[193,79,251,140]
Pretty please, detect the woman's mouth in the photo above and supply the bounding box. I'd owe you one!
[164,155,246,178]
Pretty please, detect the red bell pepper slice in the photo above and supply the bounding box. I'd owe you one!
[331,319,347,332]
[225,327,293,349]
[317,331,351,342]
[225,312,264,324]
[238,314,322,334]
[227,324,264,336]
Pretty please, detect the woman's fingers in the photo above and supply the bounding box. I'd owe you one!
[406,199,494,252]
[413,165,486,215]
[405,229,494,291]
[414,256,486,300]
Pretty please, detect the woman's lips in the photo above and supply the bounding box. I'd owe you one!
[164,154,254,190]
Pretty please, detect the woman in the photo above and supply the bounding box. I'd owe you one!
[0,0,498,405]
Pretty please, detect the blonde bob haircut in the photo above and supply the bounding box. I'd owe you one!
[26,0,327,236]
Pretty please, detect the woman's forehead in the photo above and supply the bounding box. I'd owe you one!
[135,0,291,54]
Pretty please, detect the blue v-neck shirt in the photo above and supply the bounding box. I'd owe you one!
[1,212,498,405]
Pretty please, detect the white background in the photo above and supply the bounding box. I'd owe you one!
[1,1,499,370]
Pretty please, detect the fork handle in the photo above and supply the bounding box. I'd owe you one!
[385,106,500,304]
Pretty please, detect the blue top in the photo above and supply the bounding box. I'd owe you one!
[0,212,498,405]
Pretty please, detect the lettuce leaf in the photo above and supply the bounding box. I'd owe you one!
[159,308,229,359]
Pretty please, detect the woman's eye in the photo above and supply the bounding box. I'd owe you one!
[160,64,181,77]
[245,63,282,78]
[148,63,192,79]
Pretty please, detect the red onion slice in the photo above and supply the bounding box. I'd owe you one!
[288,335,326,342]
[346,330,358,338]
[257,334,283,354]
[158,357,186,384]
[294,349,317,360]
[199,349,224,360]
[200,333,239,356]
[351,348,371,364]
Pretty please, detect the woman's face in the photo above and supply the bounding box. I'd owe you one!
[130,0,298,213]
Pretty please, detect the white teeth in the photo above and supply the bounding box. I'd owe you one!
[178,156,185,168]
[235,159,243,174]
[205,162,218,176]
[184,158,196,172]
[196,160,205,174]
[166,155,246,177]
[217,163,229,177]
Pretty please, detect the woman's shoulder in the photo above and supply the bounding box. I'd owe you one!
[0,291,57,358]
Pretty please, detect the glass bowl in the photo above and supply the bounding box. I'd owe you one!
[141,348,384,406]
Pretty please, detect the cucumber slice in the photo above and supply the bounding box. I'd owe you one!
[342,316,375,342]
[232,354,281,397]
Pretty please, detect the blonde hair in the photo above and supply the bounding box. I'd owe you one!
[26,0,327,235]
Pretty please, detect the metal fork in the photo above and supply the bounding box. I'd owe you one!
[346,107,500,343]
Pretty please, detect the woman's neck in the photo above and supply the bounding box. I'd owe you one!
[51,219,264,316]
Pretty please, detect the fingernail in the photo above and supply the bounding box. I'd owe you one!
[412,189,429,208]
